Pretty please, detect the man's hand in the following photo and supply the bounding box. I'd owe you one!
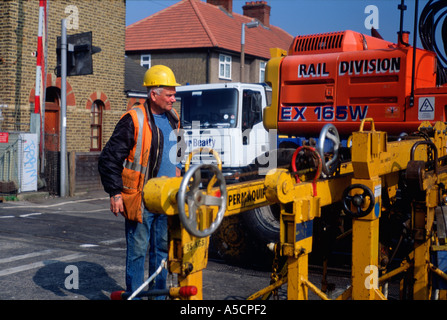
[110,194,124,216]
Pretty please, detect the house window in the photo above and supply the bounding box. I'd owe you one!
[219,54,232,80]
[140,54,151,69]
[260,61,266,82]
[90,100,103,151]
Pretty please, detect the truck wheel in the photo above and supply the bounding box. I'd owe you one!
[210,214,274,267]
[210,215,250,264]
[242,204,280,244]
[239,148,295,246]
[210,148,295,266]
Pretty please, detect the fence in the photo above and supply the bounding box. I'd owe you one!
[0,132,38,194]
[1,133,104,196]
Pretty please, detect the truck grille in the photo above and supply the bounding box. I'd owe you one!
[291,31,344,54]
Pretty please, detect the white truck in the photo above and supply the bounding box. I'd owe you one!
[175,82,280,264]
[175,82,273,182]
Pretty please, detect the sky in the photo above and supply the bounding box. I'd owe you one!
[125,0,432,45]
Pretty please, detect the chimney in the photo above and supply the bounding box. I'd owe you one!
[207,0,232,13]
[243,1,271,27]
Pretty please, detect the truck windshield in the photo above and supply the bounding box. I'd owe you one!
[177,88,238,128]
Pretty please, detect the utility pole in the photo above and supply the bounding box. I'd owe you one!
[60,19,67,197]
[240,20,259,83]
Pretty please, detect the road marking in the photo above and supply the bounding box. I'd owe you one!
[99,238,125,245]
[63,208,109,213]
[79,244,98,248]
[0,213,42,219]
[0,253,85,277]
[0,197,108,209]
[19,212,42,218]
[0,249,54,264]
[78,239,125,249]
[110,247,126,251]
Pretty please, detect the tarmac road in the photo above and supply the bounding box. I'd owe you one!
[0,190,350,301]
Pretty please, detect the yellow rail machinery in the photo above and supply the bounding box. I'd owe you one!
[142,1,447,300]
[143,119,447,300]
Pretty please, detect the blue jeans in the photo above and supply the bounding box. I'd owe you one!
[125,207,168,299]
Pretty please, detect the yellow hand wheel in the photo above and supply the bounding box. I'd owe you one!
[185,147,223,194]
[177,163,227,237]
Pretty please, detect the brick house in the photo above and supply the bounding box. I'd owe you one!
[0,0,126,195]
[125,0,293,104]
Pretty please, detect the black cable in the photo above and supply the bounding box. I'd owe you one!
[419,0,447,85]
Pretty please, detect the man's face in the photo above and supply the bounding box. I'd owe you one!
[150,86,176,114]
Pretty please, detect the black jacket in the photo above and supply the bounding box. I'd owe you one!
[98,101,182,197]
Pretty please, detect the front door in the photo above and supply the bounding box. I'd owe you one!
[44,89,60,152]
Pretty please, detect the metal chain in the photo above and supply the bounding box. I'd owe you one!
[270,244,280,300]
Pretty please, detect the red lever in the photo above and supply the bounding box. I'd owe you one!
[179,286,198,297]
[110,290,125,300]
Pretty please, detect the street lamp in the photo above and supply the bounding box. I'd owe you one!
[241,20,259,83]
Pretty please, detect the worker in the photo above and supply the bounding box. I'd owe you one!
[98,65,182,299]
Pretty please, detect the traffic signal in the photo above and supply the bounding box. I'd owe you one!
[56,31,101,77]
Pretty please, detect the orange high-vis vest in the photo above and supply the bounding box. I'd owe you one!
[120,104,180,223]
[121,104,152,223]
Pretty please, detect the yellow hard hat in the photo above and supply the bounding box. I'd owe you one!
[143,65,180,87]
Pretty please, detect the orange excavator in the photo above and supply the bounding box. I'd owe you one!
[264,0,447,139]
[240,0,447,276]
